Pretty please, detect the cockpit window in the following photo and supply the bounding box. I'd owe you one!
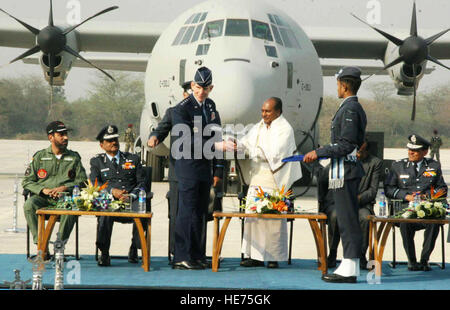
[185,14,196,25]
[202,20,224,40]
[199,12,208,22]
[279,28,293,48]
[225,19,250,37]
[196,44,210,56]
[172,27,188,46]
[191,24,204,43]
[192,13,202,24]
[270,24,283,46]
[181,26,196,45]
[251,20,273,41]
[265,45,278,58]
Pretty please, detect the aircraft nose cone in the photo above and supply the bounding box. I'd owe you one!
[211,62,267,126]
[37,26,66,54]
[400,36,428,65]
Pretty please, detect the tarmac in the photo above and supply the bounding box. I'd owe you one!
[0,139,449,266]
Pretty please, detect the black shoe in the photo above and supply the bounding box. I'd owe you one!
[98,252,111,267]
[322,273,357,283]
[172,260,203,270]
[407,261,422,271]
[240,259,265,267]
[195,259,211,269]
[327,256,337,268]
[128,246,138,264]
[420,261,432,272]
[267,261,279,268]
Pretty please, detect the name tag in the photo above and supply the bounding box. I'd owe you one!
[40,157,52,161]
[64,157,74,161]
[101,168,110,172]
[400,175,410,179]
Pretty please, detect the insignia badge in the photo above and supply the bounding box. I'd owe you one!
[411,135,416,143]
[423,171,436,177]
[68,169,76,179]
[107,126,114,134]
[37,169,47,179]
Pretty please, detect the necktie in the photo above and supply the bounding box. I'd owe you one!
[112,157,118,169]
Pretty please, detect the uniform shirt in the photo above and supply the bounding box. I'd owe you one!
[384,157,447,201]
[316,96,367,180]
[22,146,87,196]
[171,94,224,181]
[89,151,146,197]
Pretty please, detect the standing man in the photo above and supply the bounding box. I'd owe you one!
[170,67,234,270]
[384,134,447,271]
[429,129,442,163]
[238,97,302,268]
[90,125,147,267]
[318,139,382,269]
[22,121,87,249]
[124,124,136,153]
[304,67,367,283]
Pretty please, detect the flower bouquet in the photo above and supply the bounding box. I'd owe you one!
[395,186,448,219]
[241,185,295,214]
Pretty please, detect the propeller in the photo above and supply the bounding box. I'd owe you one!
[0,0,118,85]
[352,1,450,121]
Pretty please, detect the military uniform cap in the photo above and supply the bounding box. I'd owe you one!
[407,134,431,150]
[194,67,212,87]
[96,125,120,141]
[336,66,362,80]
[182,81,192,91]
[46,121,70,134]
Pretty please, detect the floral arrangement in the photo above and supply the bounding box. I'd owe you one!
[241,185,295,214]
[395,186,448,219]
[55,179,128,211]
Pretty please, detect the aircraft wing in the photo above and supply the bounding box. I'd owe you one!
[304,26,450,60]
[22,55,149,72]
[0,20,167,53]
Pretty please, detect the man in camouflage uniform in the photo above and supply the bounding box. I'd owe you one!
[429,129,442,163]
[124,124,136,153]
[22,121,87,245]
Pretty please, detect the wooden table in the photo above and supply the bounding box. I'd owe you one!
[367,215,449,276]
[36,208,153,272]
[212,212,328,274]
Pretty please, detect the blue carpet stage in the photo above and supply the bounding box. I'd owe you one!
[1,254,449,290]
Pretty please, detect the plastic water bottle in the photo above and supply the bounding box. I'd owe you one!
[413,193,421,206]
[378,192,387,218]
[72,185,80,199]
[138,188,146,213]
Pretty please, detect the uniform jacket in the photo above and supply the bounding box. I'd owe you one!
[171,94,224,181]
[89,151,146,197]
[22,146,87,196]
[316,96,367,180]
[384,157,447,201]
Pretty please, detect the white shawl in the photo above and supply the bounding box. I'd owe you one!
[239,115,302,189]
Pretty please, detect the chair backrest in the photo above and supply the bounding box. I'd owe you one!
[142,166,152,211]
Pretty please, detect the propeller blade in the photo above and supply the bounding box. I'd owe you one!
[9,45,41,64]
[426,28,450,46]
[0,8,39,35]
[48,53,54,86]
[411,64,416,121]
[48,0,54,26]
[63,45,115,81]
[63,6,119,35]
[350,13,404,46]
[427,55,450,70]
[410,2,418,37]
[362,56,405,81]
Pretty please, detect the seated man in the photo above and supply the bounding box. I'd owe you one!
[22,121,87,251]
[318,139,383,269]
[384,134,447,271]
[90,125,147,267]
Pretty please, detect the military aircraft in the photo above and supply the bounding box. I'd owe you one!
[0,0,449,188]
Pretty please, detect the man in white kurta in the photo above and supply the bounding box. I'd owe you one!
[238,97,302,268]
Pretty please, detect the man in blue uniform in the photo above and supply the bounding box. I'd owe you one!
[170,67,234,270]
[304,66,367,283]
[384,134,447,271]
[90,125,147,266]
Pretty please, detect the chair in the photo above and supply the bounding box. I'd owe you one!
[24,189,80,260]
[388,198,446,269]
[94,166,153,261]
